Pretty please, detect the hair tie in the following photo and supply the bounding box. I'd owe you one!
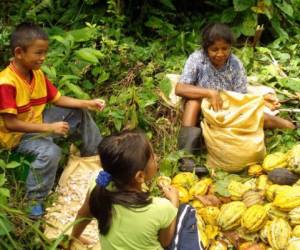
[96,170,112,187]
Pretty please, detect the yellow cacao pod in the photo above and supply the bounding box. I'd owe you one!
[198,206,220,226]
[266,184,292,202]
[198,228,209,248]
[243,190,264,207]
[267,218,291,250]
[256,175,269,191]
[248,164,264,176]
[292,225,300,237]
[190,199,204,210]
[273,186,300,211]
[287,239,300,250]
[265,204,288,220]
[241,204,268,232]
[205,224,219,241]
[217,201,246,231]
[260,220,271,244]
[289,206,300,225]
[287,144,300,174]
[209,240,227,250]
[189,179,210,198]
[265,184,280,202]
[228,180,251,200]
[172,172,197,189]
[239,242,266,250]
[173,185,190,203]
[195,213,206,231]
[262,152,288,172]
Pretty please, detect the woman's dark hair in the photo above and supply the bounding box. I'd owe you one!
[201,23,235,53]
[89,130,153,235]
[10,22,48,54]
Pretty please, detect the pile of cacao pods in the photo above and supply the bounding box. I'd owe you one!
[157,144,300,250]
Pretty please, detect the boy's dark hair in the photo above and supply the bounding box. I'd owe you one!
[10,22,48,54]
[201,23,235,53]
[89,130,152,235]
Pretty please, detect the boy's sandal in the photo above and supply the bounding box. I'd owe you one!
[29,203,44,220]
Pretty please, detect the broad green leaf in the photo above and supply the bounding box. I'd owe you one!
[145,16,164,29]
[239,47,254,67]
[75,48,99,64]
[159,78,172,97]
[0,188,9,197]
[159,0,176,10]
[241,13,257,36]
[67,27,97,42]
[114,119,122,131]
[5,161,21,169]
[0,160,5,169]
[42,65,57,80]
[233,0,255,11]
[215,179,231,197]
[0,214,13,236]
[278,78,300,92]
[275,1,294,17]
[60,75,81,82]
[221,8,237,23]
[0,174,6,186]
[51,35,73,48]
[65,82,90,99]
[271,17,289,38]
[97,71,110,84]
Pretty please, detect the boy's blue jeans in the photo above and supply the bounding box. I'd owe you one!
[16,106,102,201]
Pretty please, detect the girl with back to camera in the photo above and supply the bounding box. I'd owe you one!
[176,23,295,173]
[70,130,179,249]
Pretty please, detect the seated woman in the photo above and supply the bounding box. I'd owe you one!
[175,23,295,173]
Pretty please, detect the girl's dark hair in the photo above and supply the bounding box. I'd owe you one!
[201,23,235,53]
[10,22,48,54]
[89,130,153,235]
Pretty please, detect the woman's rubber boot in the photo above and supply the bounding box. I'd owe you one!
[178,126,209,176]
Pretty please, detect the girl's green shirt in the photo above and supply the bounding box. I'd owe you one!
[101,197,177,250]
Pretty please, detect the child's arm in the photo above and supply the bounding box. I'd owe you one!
[53,96,105,111]
[175,83,223,111]
[70,192,93,243]
[2,113,69,134]
[158,185,179,247]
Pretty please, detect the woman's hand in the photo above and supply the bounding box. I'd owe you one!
[208,89,223,111]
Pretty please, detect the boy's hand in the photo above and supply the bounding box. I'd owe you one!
[208,89,223,111]
[161,185,179,208]
[49,122,69,135]
[87,99,106,111]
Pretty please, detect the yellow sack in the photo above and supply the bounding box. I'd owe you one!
[201,91,266,172]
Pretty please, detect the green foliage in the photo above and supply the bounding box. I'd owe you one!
[0,0,300,248]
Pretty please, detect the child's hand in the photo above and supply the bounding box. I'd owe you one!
[161,185,179,208]
[87,99,106,111]
[49,121,69,135]
[208,89,223,111]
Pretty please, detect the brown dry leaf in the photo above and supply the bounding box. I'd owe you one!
[195,194,221,207]
[218,196,232,204]
[223,231,240,248]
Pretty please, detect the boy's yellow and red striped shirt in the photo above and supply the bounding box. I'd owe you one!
[0,63,61,149]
